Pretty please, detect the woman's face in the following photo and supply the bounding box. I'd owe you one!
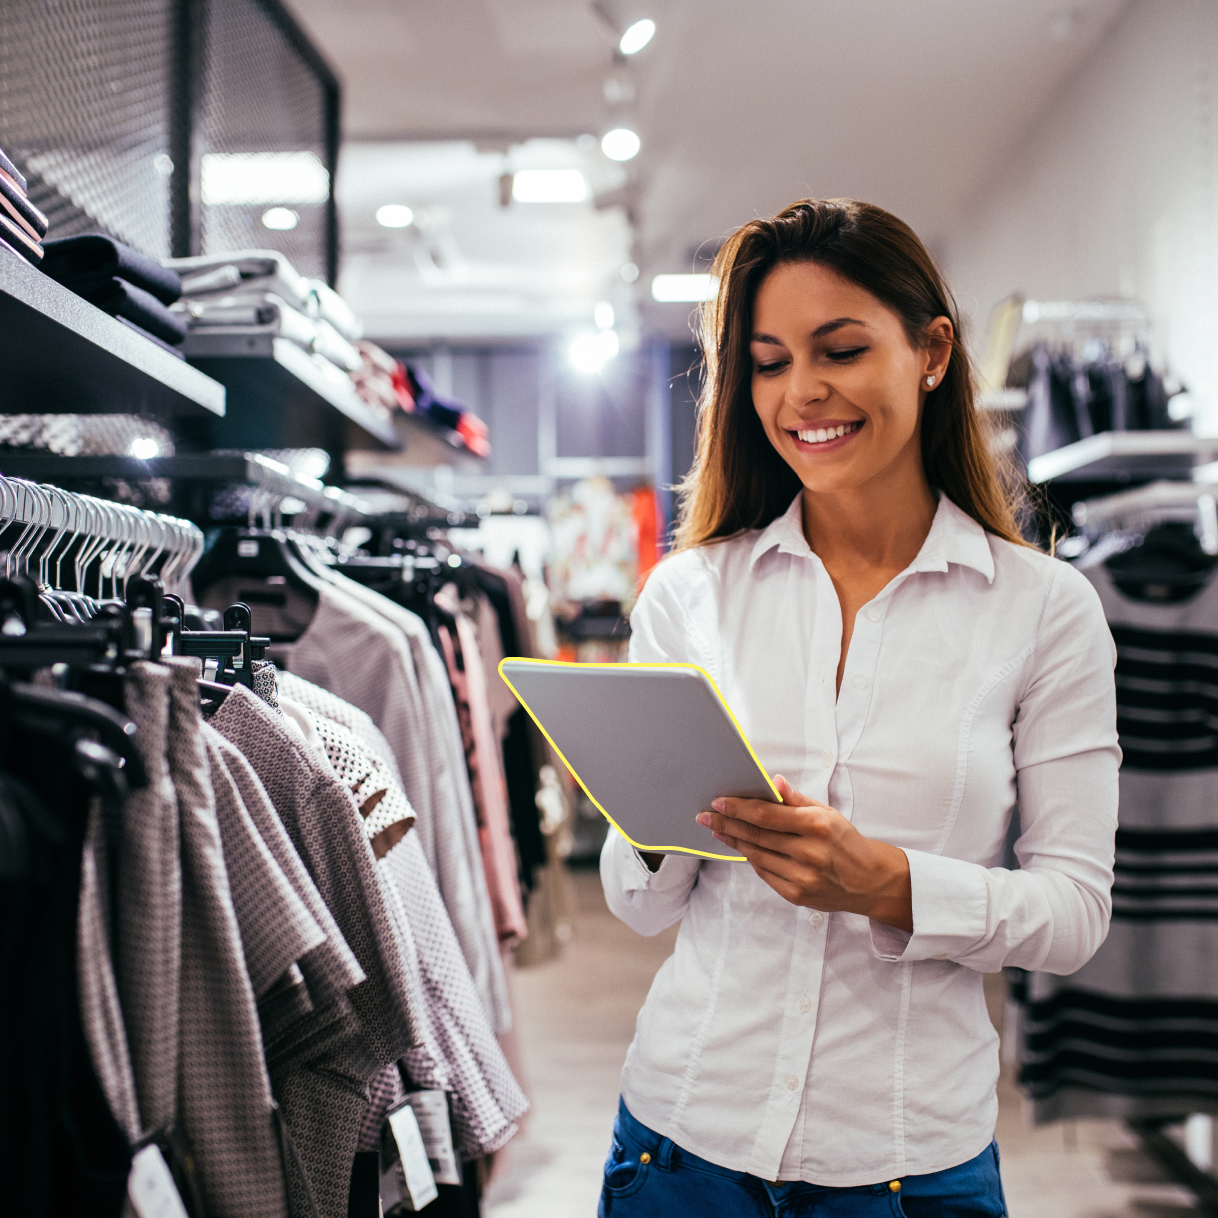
[749,261,950,497]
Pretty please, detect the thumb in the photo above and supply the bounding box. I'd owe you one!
[773,774,815,806]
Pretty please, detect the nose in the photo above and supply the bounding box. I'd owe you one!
[786,354,830,409]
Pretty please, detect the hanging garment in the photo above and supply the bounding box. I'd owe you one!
[1016,553,1218,1121]
[5,724,131,1216]
[270,575,511,1035]
[208,682,421,1217]
[434,590,528,947]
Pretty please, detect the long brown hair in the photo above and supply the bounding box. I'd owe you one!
[674,198,1028,550]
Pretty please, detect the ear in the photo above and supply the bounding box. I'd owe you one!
[922,316,954,387]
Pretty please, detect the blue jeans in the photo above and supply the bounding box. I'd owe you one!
[599,1100,1007,1216]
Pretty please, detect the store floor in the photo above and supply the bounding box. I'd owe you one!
[485,868,1201,1218]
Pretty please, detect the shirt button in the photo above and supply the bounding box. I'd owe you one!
[851,674,868,691]
[808,910,825,929]
[798,994,812,1013]
[785,1074,800,1091]
[820,749,833,767]
[865,607,880,623]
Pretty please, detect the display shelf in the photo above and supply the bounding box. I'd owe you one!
[398,410,488,467]
[0,248,226,417]
[1026,431,1218,484]
[0,450,371,518]
[182,331,401,453]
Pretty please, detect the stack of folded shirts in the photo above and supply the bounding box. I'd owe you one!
[40,234,186,356]
[404,364,491,458]
[351,340,413,417]
[165,251,366,376]
[0,146,48,266]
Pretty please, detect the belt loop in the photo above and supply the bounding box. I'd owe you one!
[656,1136,675,1170]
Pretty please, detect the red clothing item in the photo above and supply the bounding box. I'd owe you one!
[631,485,660,581]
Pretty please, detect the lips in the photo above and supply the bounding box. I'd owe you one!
[788,420,864,449]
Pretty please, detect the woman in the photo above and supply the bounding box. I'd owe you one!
[598,199,1119,1216]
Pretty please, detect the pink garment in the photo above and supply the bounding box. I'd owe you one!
[436,612,529,946]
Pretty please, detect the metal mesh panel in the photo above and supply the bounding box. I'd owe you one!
[197,0,330,278]
[0,415,175,456]
[0,0,174,255]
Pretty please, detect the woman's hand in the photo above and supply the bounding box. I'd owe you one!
[696,775,913,931]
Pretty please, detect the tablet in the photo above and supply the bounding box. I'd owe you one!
[498,658,780,861]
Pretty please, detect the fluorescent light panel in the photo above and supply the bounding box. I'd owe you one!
[512,170,588,203]
[601,128,640,162]
[619,18,655,55]
[651,273,718,303]
[201,151,330,205]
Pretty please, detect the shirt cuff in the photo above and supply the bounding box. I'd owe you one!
[615,834,701,892]
[869,848,989,963]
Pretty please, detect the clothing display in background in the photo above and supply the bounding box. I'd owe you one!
[547,476,640,613]
[0,142,47,265]
[1010,342,1178,465]
[1015,526,1218,1122]
[403,363,492,457]
[353,340,413,416]
[40,234,186,352]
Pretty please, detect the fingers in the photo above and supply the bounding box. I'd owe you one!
[774,774,815,806]
[710,830,811,882]
[700,811,799,854]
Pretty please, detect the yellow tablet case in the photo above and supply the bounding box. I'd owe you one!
[498,658,780,861]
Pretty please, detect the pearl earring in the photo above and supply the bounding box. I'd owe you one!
[926,376,935,387]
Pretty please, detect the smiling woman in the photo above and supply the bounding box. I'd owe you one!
[597,197,1120,1218]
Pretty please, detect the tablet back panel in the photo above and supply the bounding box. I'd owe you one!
[500,660,778,859]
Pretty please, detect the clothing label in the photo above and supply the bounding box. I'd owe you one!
[403,1090,460,1185]
[127,1145,189,1218]
[385,1103,438,1211]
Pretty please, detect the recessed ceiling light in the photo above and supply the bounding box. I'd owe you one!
[200,151,329,205]
[376,204,415,228]
[621,262,640,283]
[651,273,718,303]
[619,18,655,55]
[594,301,615,329]
[601,128,641,162]
[569,329,620,374]
[261,207,299,230]
[129,436,161,459]
[512,169,588,203]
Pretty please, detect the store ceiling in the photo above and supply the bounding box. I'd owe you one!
[287,0,1131,344]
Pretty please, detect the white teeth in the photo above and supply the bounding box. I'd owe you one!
[795,421,860,445]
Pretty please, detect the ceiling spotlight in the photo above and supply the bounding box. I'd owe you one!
[619,18,655,55]
[601,128,641,162]
[261,207,299,231]
[376,204,415,228]
[569,329,620,374]
[512,170,588,203]
[620,262,640,283]
[651,273,718,303]
[129,436,161,460]
[594,301,615,329]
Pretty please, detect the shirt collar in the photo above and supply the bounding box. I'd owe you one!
[748,490,996,584]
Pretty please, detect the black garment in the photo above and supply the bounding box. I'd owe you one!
[0,723,130,1217]
[85,278,188,346]
[41,234,182,306]
[0,170,48,237]
[1018,345,1081,464]
[0,144,28,192]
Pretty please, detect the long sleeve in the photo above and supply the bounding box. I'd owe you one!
[871,561,1120,974]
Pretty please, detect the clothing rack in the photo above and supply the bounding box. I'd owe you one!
[1073,480,1218,554]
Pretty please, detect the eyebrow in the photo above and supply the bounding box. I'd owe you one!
[750,317,870,344]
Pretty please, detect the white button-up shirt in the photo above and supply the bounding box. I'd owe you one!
[601,492,1119,1186]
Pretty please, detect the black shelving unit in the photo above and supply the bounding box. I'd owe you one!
[181,331,401,466]
[0,251,226,418]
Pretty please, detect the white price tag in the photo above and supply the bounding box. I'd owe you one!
[127,1145,189,1218]
[387,1104,438,1211]
[403,1091,460,1186]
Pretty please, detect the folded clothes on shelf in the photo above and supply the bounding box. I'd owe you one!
[41,234,182,304]
[82,277,188,346]
[404,364,491,457]
[0,145,44,266]
[352,341,406,415]
[166,249,314,314]
[308,278,363,342]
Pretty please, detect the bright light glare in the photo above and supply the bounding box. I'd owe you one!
[621,262,639,283]
[619,18,655,54]
[129,437,161,460]
[376,204,415,228]
[261,207,299,230]
[511,170,588,203]
[569,329,620,374]
[594,301,615,329]
[601,128,641,162]
[651,273,718,303]
[200,151,329,205]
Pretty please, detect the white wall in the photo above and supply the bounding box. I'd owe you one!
[945,0,1218,429]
